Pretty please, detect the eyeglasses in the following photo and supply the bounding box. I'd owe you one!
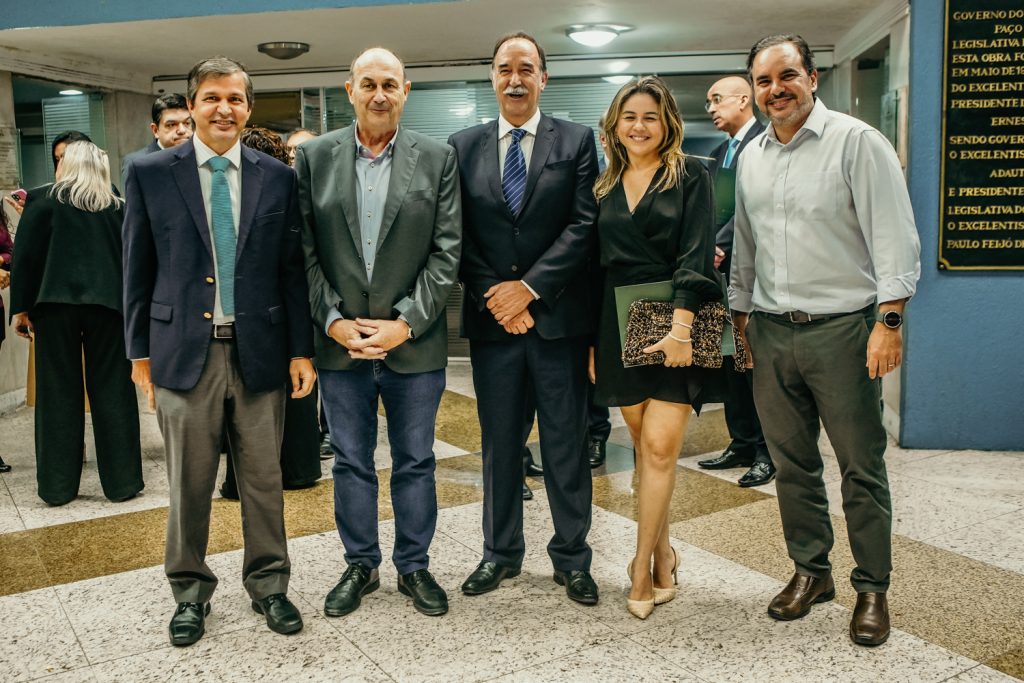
[704,94,742,111]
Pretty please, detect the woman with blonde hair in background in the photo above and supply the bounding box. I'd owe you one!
[10,140,143,505]
[590,76,724,618]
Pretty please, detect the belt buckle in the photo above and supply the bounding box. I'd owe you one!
[787,311,812,324]
[213,323,233,339]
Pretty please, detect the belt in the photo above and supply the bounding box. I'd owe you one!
[212,323,235,339]
[759,305,872,325]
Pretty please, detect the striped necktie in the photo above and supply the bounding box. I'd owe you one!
[206,155,236,316]
[502,128,527,214]
[722,136,741,170]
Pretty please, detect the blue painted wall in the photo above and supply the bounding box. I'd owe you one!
[0,1,445,30]
[903,3,1024,450]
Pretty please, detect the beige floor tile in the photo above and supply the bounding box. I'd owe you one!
[0,588,89,682]
[926,510,1024,574]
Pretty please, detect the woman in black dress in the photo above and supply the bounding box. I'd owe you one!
[591,76,723,619]
[10,141,143,505]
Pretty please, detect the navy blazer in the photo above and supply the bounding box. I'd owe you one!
[708,118,766,274]
[122,140,313,393]
[448,114,599,342]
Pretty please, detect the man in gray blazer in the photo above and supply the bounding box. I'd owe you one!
[295,47,462,618]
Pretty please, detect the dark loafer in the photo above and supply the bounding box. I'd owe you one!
[324,564,380,617]
[169,601,210,646]
[461,561,521,595]
[319,433,333,460]
[522,480,533,500]
[768,572,835,620]
[553,569,599,605]
[850,592,890,646]
[698,448,755,470]
[587,438,607,469]
[252,593,303,635]
[524,447,544,477]
[398,569,449,616]
[738,461,776,487]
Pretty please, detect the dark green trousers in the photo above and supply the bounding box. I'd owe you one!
[32,303,143,505]
[747,309,891,592]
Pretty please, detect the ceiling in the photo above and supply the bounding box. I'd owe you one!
[0,0,882,80]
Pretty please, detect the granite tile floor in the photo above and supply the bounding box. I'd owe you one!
[0,360,1021,682]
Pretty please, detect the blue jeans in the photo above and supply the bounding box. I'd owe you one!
[318,361,445,574]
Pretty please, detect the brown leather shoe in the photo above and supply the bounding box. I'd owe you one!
[850,592,890,646]
[767,572,835,620]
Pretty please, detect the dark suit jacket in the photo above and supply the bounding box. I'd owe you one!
[709,118,765,275]
[295,126,462,374]
[122,140,313,393]
[448,114,599,342]
[121,139,161,188]
[11,186,124,317]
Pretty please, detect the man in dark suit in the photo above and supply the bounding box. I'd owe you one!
[449,32,600,605]
[123,56,316,646]
[696,75,775,488]
[296,47,461,618]
[120,93,193,187]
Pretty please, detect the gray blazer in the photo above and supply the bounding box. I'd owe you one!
[295,125,462,373]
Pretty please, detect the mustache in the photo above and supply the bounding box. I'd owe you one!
[503,86,528,96]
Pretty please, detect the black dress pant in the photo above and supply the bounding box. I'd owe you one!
[723,363,771,464]
[32,303,142,505]
[471,334,592,571]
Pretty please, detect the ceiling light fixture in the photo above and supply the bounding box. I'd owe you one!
[606,61,631,73]
[59,89,83,96]
[257,41,310,60]
[602,75,634,85]
[566,24,634,48]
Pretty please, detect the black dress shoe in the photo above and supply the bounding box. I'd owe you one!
[586,437,607,469]
[522,480,533,500]
[398,569,449,616]
[461,561,521,595]
[324,564,380,617]
[283,479,318,491]
[523,447,544,476]
[252,593,303,635]
[169,602,210,646]
[0,456,11,473]
[738,461,776,487]
[319,433,333,460]
[219,482,239,500]
[697,448,755,470]
[553,569,599,605]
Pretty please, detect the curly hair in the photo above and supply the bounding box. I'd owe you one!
[240,126,289,165]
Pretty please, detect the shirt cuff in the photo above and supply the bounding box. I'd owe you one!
[325,307,344,335]
[877,276,918,305]
[728,288,753,313]
[521,280,540,300]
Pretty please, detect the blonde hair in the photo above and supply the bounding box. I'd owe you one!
[50,141,121,212]
[594,76,687,201]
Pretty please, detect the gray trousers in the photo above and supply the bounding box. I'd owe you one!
[747,309,891,593]
[156,339,289,603]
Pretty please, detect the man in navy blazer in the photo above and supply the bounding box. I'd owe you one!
[123,56,315,647]
[120,93,193,188]
[449,32,600,605]
[696,76,775,488]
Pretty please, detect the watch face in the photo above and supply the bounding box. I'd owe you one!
[883,311,902,328]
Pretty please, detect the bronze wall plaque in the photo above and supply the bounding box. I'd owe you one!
[940,0,1024,270]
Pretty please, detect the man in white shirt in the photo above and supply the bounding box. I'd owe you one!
[730,34,921,647]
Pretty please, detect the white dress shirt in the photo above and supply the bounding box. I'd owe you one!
[730,99,921,315]
[193,135,241,323]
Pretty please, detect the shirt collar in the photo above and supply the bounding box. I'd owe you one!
[498,108,541,139]
[354,123,399,161]
[732,116,757,143]
[761,97,828,148]
[193,134,242,169]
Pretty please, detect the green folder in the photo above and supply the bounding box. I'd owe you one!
[613,280,736,356]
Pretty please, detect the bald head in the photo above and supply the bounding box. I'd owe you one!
[350,47,406,81]
[706,76,754,136]
[346,46,411,144]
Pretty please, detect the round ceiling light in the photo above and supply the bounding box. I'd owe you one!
[257,42,310,60]
[566,24,634,48]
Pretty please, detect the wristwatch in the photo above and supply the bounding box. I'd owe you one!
[877,310,903,330]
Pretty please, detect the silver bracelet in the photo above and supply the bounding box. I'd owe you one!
[668,333,692,344]
[672,321,693,329]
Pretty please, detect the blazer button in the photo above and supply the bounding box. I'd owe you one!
[205,276,215,284]
[203,312,213,320]
[511,265,518,272]
[361,291,369,298]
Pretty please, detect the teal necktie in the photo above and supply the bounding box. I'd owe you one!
[722,137,740,169]
[206,156,235,316]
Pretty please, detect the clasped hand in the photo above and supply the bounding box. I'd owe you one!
[643,333,693,368]
[485,280,533,326]
[329,317,410,360]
